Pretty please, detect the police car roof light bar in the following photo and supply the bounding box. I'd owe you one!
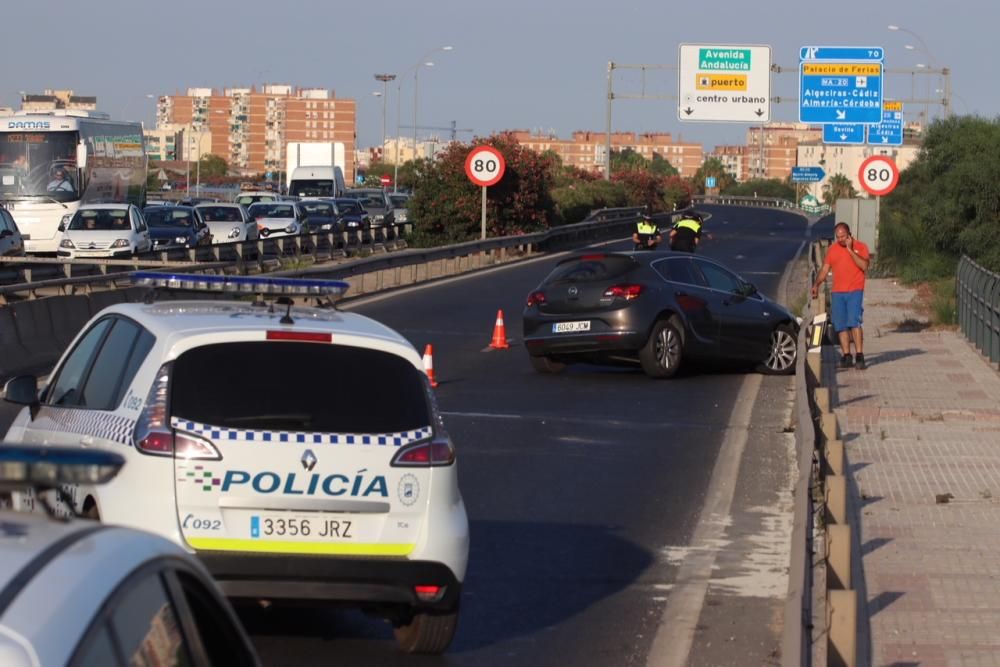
[0,445,125,490]
[130,272,350,298]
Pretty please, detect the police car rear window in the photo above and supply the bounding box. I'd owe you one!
[543,255,637,285]
[171,342,430,434]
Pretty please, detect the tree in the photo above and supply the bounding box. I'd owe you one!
[650,154,679,177]
[691,157,737,194]
[880,115,1000,274]
[407,133,558,246]
[198,154,228,178]
[821,174,857,207]
[723,178,796,200]
[610,148,648,172]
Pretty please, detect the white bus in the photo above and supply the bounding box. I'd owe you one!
[0,110,147,254]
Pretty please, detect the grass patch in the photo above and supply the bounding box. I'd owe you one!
[929,277,956,326]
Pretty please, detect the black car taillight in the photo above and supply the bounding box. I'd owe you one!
[132,362,220,461]
[603,284,644,301]
[526,290,547,307]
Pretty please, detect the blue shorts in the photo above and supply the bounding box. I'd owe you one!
[831,290,864,332]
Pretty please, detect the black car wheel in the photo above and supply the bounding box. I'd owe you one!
[529,355,566,374]
[758,323,797,375]
[393,609,459,655]
[639,317,683,378]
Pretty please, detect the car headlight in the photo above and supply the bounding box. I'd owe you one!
[347,221,359,228]
[228,227,242,239]
[60,213,72,227]
[320,223,331,231]
[372,214,384,222]
[59,238,75,249]
[285,224,297,233]
[174,236,188,245]
[110,239,130,248]
[395,212,407,222]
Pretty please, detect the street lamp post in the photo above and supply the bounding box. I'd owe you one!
[393,46,453,193]
[888,24,946,121]
[374,74,396,167]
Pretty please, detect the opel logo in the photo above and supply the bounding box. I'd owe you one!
[301,449,317,471]
[568,286,579,297]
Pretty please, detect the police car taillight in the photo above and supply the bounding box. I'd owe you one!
[391,438,455,467]
[132,363,221,461]
[413,585,446,602]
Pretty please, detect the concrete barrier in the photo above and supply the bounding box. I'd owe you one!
[0,307,31,378]
[827,589,858,667]
[10,299,62,371]
[826,475,848,526]
[46,295,92,349]
[88,289,128,315]
[827,524,852,590]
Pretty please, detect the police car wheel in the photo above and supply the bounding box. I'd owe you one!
[529,355,566,374]
[639,317,683,378]
[393,609,459,654]
[758,323,797,375]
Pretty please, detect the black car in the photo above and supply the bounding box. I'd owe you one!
[522,251,798,378]
[298,199,341,233]
[342,188,393,228]
[142,205,212,250]
[333,198,372,236]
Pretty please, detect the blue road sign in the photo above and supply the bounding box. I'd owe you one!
[868,103,904,146]
[705,176,717,189]
[823,123,866,145]
[791,166,826,183]
[799,60,883,124]
[800,46,884,62]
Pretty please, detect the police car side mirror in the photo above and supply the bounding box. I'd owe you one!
[4,375,39,407]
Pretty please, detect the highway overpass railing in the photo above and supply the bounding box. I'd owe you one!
[957,256,1000,369]
[0,208,656,380]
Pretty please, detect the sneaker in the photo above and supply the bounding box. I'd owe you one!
[839,354,854,369]
[855,353,867,370]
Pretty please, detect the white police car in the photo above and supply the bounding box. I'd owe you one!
[3,273,469,655]
[0,445,258,666]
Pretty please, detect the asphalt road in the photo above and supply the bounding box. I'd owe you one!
[242,205,813,666]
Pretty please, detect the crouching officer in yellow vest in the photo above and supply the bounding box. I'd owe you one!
[633,214,662,250]
[669,212,703,253]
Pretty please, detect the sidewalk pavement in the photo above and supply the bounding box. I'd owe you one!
[825,278,1000,667]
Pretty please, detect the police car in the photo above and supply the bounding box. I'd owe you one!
[3,273,470,655]
[0,445,258,666]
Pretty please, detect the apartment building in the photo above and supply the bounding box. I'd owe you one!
[510,130,704,178]
[711,123,823,182]
[20,89,97,113]
[156,85,356,182]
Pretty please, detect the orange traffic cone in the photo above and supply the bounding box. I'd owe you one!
[422,344,439,388]
[489,310,510,350]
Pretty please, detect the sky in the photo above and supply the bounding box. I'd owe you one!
[1,0,990,152]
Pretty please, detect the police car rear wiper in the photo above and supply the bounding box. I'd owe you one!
[0,445,125,521]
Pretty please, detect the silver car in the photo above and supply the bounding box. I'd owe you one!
[196,203,260,243]
[247,201,308,238]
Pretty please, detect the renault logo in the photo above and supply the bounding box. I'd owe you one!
[568,286,579,297]
[301,449,317,471]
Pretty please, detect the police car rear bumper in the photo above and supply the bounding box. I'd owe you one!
[198,552,461,610]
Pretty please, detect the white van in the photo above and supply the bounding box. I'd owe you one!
[288,166,346,199]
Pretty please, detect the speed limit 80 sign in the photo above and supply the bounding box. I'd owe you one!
[858,155,899,196]
[465,146,506,187]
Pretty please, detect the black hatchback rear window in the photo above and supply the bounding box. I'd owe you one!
[543,255,637,285]
[171,342,430,433]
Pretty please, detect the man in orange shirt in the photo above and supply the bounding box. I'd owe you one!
[811,222,871,369]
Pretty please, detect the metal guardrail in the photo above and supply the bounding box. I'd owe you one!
[957,255,1000,368]
[0,208,652,302]
[693,194,798,209]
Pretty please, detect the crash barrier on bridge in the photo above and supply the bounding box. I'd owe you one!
[0,222,414,292]
[692,194,799,210]
[783,240,858,667]
[0,208,664,381]
[957,256,1000,370]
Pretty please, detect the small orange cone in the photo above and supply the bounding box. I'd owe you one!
[422,344,439,387]
[489,310,510,349]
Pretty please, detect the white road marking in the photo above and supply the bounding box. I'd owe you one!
[645,373,762,667]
